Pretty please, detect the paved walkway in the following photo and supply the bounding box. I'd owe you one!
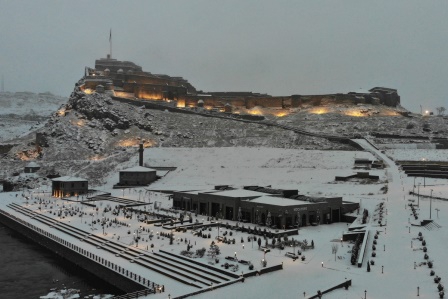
[353,138,439,298]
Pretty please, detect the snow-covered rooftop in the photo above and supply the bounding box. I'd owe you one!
[177,189,218,195]
[209,189,266,198]
[249,196,312,206]
[51,176,87,182]
[25,161,40,168]
[120,166,157,172]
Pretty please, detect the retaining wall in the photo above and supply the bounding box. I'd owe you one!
[0,210,150,293]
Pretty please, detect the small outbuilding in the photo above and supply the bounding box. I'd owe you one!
[24,162,41,173]
[118,166,157,186]
[52,176,88,198]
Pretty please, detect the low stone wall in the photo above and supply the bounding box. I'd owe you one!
[357,230,370,267]
[307,279,352,299]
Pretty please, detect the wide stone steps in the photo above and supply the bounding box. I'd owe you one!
[6,203,240,290]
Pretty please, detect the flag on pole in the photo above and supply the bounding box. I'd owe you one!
[109,29,112,42]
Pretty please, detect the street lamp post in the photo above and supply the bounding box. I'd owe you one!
[417,183,421,207]
[430,189,433,219]
[413,177,416,194]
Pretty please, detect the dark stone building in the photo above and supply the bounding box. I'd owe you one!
[52,176,88,198]
[118,166,157,186]
[24,162,40,173]
[173,188,358,228]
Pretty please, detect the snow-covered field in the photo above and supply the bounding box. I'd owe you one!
[116,147,386,197]
[2,143,448,299]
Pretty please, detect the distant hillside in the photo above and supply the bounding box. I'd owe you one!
[0,92,67,119]
[0,92,67,142]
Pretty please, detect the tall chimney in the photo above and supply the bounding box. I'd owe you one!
[139,142,144,166]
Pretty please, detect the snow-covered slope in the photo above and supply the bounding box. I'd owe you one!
[1,82,447,187]
[0,92,66,142]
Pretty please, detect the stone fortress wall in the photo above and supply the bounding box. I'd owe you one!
[82,56,401,111]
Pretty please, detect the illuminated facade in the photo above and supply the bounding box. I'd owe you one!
[81,56,401,113]
[52,176,88,198]
[173,187,358,228]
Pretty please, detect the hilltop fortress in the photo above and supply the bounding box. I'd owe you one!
[82,55,400,111]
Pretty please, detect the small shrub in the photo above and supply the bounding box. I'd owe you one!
[196,247,206,258]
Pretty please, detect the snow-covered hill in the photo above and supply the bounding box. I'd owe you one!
[1,82,447,187]
[0,92,66,142]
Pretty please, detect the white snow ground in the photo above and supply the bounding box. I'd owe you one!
[1,143,448,299]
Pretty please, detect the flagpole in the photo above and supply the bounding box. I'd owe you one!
[109,29,112,59]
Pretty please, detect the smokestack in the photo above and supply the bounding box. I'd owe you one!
[139,142,144,166]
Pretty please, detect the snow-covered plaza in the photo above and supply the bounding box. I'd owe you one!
[1,142,448,298]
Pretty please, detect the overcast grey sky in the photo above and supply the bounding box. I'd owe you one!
[1,0,447,112]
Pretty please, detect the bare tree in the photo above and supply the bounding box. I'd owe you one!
[436,107,446,116]
[332,243,339,261]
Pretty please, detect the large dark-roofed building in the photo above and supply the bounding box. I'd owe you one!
[52,176,88,198]
[173,187,358,228]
